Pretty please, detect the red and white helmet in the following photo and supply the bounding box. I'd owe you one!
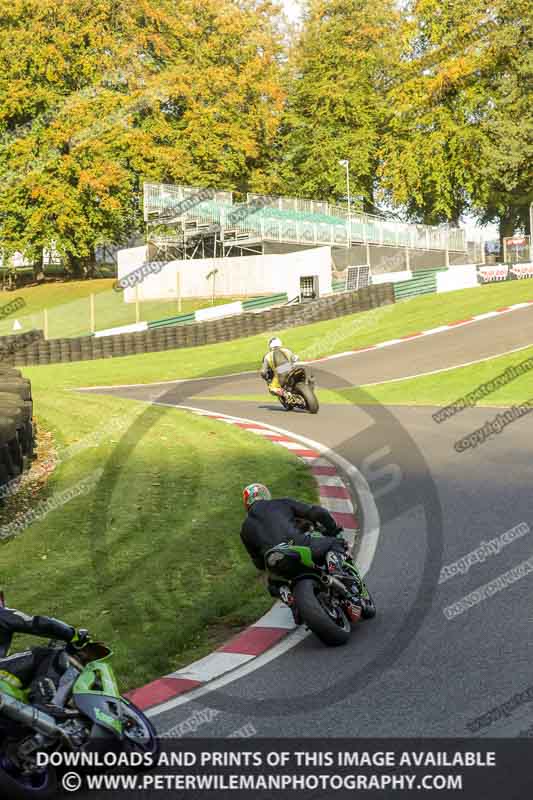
[243,483,272,511]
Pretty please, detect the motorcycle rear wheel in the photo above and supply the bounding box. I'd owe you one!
[295,382,319,414]
[293,579,350,646]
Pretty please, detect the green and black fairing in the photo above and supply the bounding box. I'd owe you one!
[71,644,124,739]
[0,669,30,730]
[264,543,317,580]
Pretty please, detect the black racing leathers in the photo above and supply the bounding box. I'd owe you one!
[0,607,75,658]
[240,498,344,571]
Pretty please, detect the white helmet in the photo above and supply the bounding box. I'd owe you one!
[269,337,282,350]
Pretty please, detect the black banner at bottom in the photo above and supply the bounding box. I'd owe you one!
[47,738,533,799]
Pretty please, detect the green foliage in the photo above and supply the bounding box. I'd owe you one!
[0,0,285,275]
[474,0,533,236]
[378,0,532,229]
[265,0,531,234]
[260,0,402,206]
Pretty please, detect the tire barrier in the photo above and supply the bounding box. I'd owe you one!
[0,330,44,364]
[0,366,35,495]
[8,284,395,367]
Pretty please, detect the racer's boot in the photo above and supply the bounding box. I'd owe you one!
[278,586,302,626]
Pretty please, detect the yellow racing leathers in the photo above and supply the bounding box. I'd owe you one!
[261,347,299,397]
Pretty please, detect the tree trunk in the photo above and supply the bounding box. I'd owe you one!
[499,209,516,261]
[85,247,97,279]
[518,204,531,237]
[65,254,84,279]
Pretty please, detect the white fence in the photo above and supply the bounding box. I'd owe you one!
[436,265,478,293]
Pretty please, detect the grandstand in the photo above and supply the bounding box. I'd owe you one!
[143,183,468,268]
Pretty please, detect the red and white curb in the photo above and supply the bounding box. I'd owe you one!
[125,408,362,712]
[311,300,533,363]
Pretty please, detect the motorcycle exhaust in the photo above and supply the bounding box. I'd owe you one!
[0,691,65,741]
[320,576,362,623]
[320,574,350,597]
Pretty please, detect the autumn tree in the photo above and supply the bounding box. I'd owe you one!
[0,0,284,276]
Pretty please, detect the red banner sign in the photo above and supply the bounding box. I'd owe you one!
[478,265,509,282]
[510,263,533,279]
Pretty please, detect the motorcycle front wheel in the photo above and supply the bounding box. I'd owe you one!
[120,698,160,769]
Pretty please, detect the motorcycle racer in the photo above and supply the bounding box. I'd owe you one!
[260,337,300,399]
[0,602,89,706]
[240,484,375,621]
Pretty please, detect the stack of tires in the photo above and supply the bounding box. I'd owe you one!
[0,367,35,495]
[0,330,43,366]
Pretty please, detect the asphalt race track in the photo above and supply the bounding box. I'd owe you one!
[84,306,533,740]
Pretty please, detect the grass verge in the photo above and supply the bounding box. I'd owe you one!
[351,345,533,408]
[1,367,316,691]
[0,278,243,338]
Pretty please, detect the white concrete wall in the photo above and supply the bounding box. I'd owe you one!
[437,265,478,293]
[117,245,148,279]
[195,301,243,322]
[117,246,332,302]
[94,321,148,338]
[371,270,412,284]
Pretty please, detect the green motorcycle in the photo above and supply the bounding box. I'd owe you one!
[0,632,159,798]
[265,536,375,646]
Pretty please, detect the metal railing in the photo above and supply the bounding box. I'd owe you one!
[143,183,233,221]
[247,192,330,216]
[144,183,467,252]
[248,194,465,251]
